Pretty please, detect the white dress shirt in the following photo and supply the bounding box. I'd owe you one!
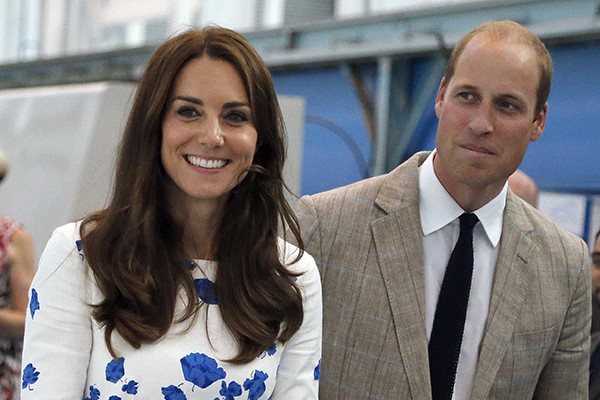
[419,150,507,400]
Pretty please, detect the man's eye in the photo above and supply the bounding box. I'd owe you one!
[458,92,474,101]
[498,101,519,112]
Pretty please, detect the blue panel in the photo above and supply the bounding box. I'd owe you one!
[273,42,600,195]
[409,43,600,194]
[273,67,372,195]
[402,57,440,161]
[519,43,600,193]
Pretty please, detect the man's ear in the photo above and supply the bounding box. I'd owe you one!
[434,77,447,118]
[530,102,548,142]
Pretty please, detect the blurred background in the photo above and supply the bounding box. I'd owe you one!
[1,0,600,257]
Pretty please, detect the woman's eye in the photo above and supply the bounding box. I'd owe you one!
[226,111,249,123]
[177,107,199,118]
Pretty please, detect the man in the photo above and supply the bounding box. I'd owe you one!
[590,229,600,400]
[295,21,590,399]
[591,229,600,333]
[508,169,539,208]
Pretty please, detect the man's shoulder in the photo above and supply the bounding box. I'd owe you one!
[526,206,583,244]
[304,150,428,204]
[507,198,587,256]
[308,172,387,200]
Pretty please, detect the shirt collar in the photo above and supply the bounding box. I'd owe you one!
[418,150,506,247]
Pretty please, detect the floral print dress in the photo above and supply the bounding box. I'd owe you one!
[21,222,322,399]
[0,216,22,400]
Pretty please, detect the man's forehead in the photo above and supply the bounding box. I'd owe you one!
[453,37,539,82]
[462,33,533,59]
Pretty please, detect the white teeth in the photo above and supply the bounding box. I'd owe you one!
[186,155,227,169]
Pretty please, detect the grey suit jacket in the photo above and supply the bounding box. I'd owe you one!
[295,151,591,399]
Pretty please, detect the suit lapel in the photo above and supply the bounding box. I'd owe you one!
[372,152,432,399]
[470,195,539,399]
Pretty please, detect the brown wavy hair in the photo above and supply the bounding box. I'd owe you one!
[80,26,305,363]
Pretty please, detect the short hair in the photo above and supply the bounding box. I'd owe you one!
[445,20,553,115]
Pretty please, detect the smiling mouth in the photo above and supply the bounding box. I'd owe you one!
[186,155,228,169]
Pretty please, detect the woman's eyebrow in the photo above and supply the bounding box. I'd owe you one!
[173,95,202,105]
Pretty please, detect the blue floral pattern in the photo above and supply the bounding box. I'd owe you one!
[20,228,321,399]
[76,239,84,260]
[243,370,268,400]
[161,384,187,400]
[29,288,39,319]
[180,353,226,389]
[21,363,39,390]
[84,385,100,400]
[219,380,242,400]
[194,278,218,305]
[121,380,138,394]
[105,358,125,383]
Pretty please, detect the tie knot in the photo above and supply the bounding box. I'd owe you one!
[459,213,479,232]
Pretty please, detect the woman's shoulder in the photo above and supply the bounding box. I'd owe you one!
[34,221,84,281]
[277,237,320,281]
[45,221,82,251]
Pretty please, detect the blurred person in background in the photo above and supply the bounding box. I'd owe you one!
[589,227,600,399]
[590,229,600,333]
[20,27,321,399]
[0,148,36,400]
[508,169,539,208]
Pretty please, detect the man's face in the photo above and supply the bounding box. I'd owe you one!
[591,235,600,294]
[433,34,547,201]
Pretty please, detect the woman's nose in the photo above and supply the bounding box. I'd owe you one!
[197,117,224,147]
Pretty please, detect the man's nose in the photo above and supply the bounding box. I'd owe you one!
[467,102,494,135]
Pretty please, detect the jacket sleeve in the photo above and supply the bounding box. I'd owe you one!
[293,195,324,267]
[534,237,591,399]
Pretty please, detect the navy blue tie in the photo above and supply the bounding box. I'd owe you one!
[428,213,479,400]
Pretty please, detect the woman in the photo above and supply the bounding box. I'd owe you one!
[21,27,321,399]
[0,149,36,399]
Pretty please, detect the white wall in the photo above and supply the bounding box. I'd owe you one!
[0,82,135,258]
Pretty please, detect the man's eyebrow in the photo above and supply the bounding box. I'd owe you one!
[495,93,526,104]
[452,83,478,91]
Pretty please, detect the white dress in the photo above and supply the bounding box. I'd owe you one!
[20,222,322,399]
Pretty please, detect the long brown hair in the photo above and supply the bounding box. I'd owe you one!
[80,26,305,363]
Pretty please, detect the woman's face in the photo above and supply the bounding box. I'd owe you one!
[161,56,257,210]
